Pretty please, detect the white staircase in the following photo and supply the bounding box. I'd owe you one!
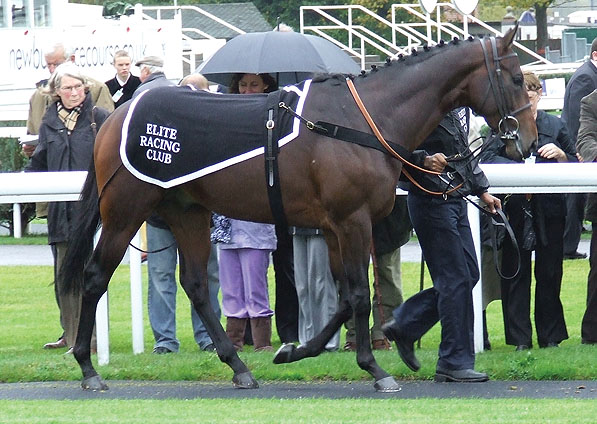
[299,3,551,69]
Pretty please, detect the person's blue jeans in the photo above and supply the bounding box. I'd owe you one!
[147,224,221,351]
[393,193,479,371]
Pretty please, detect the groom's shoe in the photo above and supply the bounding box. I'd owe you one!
[434,367,489,383]
[382,319,420,372]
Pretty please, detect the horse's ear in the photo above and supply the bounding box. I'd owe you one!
[502,21,519,47]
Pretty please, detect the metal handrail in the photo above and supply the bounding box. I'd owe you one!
[140,5,246,38]
[392,3,551,64]
[300,3,552,67]
[300,5,417,68]
[136,5,246,73]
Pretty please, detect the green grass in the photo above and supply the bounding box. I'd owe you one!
[0,259,594,383]
[2,399,597,424]
[1,260,596,423]
[0,235,48,245]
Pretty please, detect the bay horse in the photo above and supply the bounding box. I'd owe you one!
[62,25,536,393]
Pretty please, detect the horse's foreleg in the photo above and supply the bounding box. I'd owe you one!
[334,215,400,392]
[171,208,258,389]
[273,233,352,363]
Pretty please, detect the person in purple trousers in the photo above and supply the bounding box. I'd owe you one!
[213,214,276,351]
[212,72,278,352]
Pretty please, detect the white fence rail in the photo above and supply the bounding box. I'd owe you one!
[2,163,597,359]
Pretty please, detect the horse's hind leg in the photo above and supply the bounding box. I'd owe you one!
[75,224,142,390]
[74,178,163,391]
[167,204,258,389]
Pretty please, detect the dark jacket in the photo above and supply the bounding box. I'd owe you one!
[105,74,141,108]
[481,110,577,219]
[132,72,174,99]
[26,95,110,244]
[577,89,597,222]
[480,110,577,247]
[561,60,597,143]
[401,109,489,198]
[372,195,412,256]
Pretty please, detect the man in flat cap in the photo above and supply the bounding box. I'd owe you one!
[132,55,174,99]
[133,55,201,354]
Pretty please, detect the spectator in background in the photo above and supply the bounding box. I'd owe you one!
[560,38,597,260]
[25,63,111,353]
[215,73,277,352]
[26,42,113,139]
[180,73,209,91]
[24,43,113,350]
[575,88,597,345]
[290,226,339,351]
[480,71,573,351]
[105,49,141,108]
[133,56,173,97]
[267,21,301,346]
[132,61,220,353]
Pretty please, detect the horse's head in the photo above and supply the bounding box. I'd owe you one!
[469,23,538,161]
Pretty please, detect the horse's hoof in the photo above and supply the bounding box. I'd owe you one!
[273,343,297,364]
[81,375,108,391]
[232,371,259,389]
[373,376,401,393]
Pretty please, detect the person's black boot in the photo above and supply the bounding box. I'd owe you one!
[382,319,420,372]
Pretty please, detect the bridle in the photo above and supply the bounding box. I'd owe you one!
[478,36,531,159]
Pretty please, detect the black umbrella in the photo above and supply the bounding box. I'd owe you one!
[195,31,361,87]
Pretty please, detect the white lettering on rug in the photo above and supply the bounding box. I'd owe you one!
[139,123,180,164]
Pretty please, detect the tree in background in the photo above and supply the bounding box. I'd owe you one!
[0,135,36,236]
[492,1,575,55]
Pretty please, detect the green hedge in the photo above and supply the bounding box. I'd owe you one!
[0,133,36,236]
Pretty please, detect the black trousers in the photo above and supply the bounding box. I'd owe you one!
[272,226,299,343]
[581,225,597,343]
[501,203,568,347]
[393,194,478,371]
[563,193,586,254]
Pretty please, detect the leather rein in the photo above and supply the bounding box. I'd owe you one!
[343,35,531,197]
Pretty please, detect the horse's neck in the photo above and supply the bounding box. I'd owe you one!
[358,44,480,152]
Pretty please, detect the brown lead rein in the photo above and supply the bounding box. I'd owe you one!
[344,78,463,196]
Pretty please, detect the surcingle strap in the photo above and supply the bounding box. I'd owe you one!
[278,100,412,161]
[313,121,412,161]
[265,91,288,230]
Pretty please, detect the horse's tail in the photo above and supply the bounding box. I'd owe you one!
[60,157,101,295]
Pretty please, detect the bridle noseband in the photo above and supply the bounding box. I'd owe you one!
[479,36,531,159]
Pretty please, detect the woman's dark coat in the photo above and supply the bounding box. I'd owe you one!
[26,95,110,244]
[480,110,577,245]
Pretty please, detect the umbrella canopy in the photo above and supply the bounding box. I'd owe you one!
[196,31,361,88]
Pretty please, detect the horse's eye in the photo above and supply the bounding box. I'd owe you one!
[512,74,524,87]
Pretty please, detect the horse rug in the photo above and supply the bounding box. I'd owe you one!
[120,80,312,188]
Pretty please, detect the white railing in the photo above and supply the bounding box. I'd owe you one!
[2,163,597,358]
[137,4,246,72]
[392,3,550,65]
[0,171,143,365]
[138,5,245,40]
[300,3,552,69]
